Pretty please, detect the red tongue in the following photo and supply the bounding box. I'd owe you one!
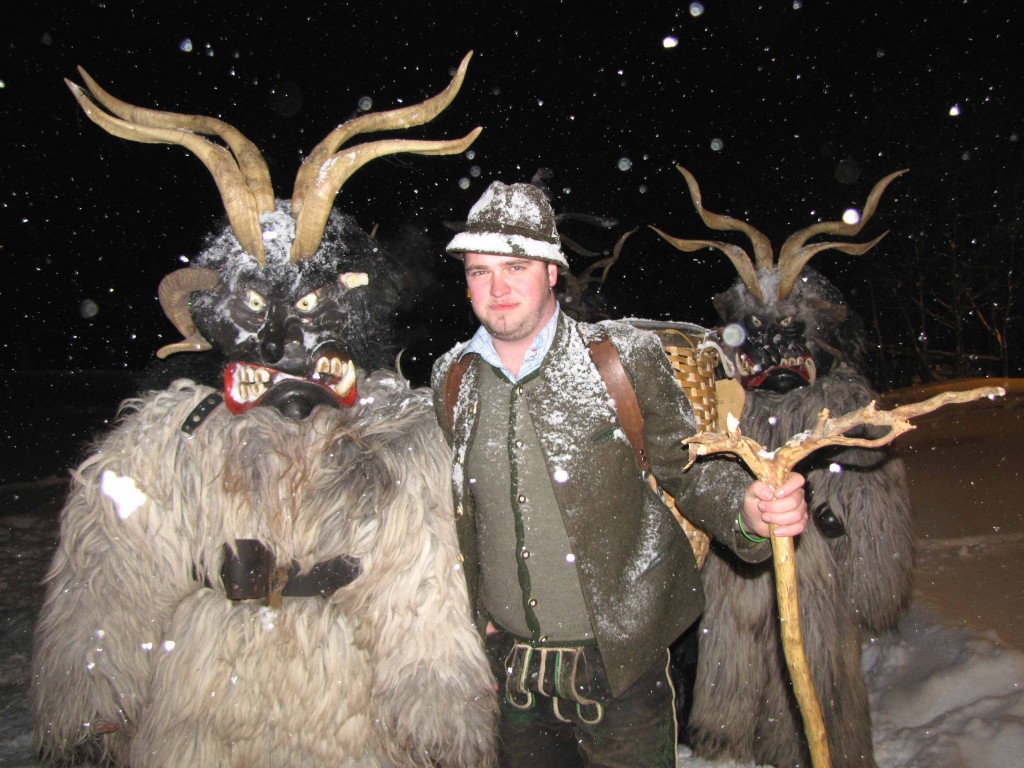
[222,362,358,415]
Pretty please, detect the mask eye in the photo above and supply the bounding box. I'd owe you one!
[748,315,763,329]
[295,291,319,313]
[780,316,795,327]
[246,290,266,312]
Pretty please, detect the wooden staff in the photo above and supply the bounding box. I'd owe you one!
[683,385,1005,768]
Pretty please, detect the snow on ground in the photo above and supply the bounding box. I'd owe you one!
[0,378,1021,766]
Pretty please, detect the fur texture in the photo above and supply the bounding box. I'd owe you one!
[32,371,497,767]
[687,369,914,767]
[687,269,915,767]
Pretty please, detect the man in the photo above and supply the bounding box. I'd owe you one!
[431,181,807,768]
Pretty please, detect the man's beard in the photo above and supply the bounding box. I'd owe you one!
[482,299,553,343]
[484,315,533,342]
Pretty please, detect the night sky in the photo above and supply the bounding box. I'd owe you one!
[3,1,1021,385]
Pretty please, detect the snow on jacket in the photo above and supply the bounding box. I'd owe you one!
[432,312,770,696]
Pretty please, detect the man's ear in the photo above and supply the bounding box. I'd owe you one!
[548,263,559,287]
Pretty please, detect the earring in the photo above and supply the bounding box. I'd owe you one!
[466,289,471,299]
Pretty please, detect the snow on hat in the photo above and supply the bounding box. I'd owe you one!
[446,181,568,269]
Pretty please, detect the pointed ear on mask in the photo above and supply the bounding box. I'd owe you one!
[340,272,369,289]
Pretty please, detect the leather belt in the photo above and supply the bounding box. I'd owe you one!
[218,539,361,608]
[181,393,224,436]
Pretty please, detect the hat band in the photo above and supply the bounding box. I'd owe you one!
[463,221,559,244]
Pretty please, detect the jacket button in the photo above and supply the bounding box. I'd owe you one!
[528,598,537,607]
[521,549,530,559]
[455,503,464,517]
[518,494,527,503]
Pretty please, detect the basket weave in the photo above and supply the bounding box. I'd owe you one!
[645,325,725,569]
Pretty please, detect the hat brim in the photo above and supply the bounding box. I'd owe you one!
[446,231,568,269]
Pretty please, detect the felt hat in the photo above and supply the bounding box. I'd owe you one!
[446,181,568,269]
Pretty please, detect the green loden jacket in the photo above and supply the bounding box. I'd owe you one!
[431,312,770,697]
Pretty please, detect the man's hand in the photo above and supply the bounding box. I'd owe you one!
[741,472,807,539]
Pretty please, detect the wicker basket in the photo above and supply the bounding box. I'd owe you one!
[629,320,736,569]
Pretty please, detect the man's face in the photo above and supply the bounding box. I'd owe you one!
[464,252,558,343]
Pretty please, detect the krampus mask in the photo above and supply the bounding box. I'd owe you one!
[653,168,914,768]
[66,55,480,420]
[653,166,904,393]
[36,55,498,767]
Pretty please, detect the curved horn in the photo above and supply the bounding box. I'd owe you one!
[66,70,271,265]
[777,232,889,301]
[776,169,907,299]
[675,166,774,271]
[75,68,276,214]
[292,51,473,215]
[576,227,636,285]
[289,52,481,261]
[557,213,620,258]
[650,226,765,303]
[155,267,221,358]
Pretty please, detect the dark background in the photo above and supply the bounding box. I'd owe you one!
[2,0,1021,480]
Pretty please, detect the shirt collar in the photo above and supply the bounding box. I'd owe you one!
[461,305,561,382]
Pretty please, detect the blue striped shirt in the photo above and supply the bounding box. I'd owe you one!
[460,305,561,382]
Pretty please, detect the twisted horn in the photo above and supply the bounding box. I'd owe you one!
[650,166,773,302]
[155,267,221,358]
[776,169,906,300]
[290,51,481,261]
[581,227,636,285]
[558,213,620,258]
[650,227,765,304]
[66,69,272,264]
[676,165,774,271]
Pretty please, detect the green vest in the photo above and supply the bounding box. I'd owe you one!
[468,364,595,642]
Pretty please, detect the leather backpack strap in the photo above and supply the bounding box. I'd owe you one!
[443,352,476,432]
[587,333,650,473]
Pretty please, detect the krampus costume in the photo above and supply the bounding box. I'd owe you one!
[32,56,497,767]
[654,168,915,768]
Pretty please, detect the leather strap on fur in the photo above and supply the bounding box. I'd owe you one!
[180,392,224,436]
[220,540,361,605]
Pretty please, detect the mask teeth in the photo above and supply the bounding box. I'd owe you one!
[235,364,272,403]
[804,356,817,384]
[315,356,356,399]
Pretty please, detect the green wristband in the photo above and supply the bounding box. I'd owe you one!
[737,513,769,543]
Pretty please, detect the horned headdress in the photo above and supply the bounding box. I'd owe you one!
[65,53,482,359]
[652,166,905,391]
[651,165,906,305]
